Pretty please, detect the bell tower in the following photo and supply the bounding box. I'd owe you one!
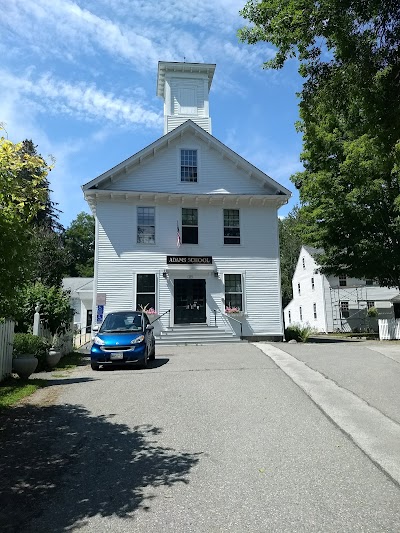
[157,61,216,135]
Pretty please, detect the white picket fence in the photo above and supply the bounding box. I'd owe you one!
[378,319,400,340]
[0,320,15,381]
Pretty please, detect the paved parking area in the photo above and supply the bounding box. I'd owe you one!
[1,342,398,532]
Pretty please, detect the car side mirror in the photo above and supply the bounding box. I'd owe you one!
[92,325,99,332]
[146,324,154,331]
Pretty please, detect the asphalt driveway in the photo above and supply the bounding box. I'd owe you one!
[1,342,400,532]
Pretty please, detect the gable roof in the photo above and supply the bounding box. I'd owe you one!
[82,120,291,198]
[303,245,324,257]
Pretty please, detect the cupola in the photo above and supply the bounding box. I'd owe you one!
[157,61,216,135]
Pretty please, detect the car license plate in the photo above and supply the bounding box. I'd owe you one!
[110,352,123,360]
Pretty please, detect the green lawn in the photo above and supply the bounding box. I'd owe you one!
[0,378,47,409]
[0,351,85,409]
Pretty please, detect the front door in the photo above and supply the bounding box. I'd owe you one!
[174,279,206,324]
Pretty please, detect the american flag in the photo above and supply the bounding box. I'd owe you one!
[177,221,181,248]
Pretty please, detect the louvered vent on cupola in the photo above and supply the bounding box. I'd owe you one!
[157,61,216,135]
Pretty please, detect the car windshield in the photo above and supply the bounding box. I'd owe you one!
[99,313,143,333]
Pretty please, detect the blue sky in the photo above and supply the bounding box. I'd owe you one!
[1,0,303,228]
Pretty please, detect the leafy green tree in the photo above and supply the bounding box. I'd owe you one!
[279,207,304,307]
[15,282,73,335]
[30,226,72,287]
[0,131,51,317]
[239,0,400,288]
[63,212,95,277]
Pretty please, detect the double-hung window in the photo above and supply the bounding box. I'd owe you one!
[182,208,198,244]
[339,275,347,287]
[181,149,197,182]
[340,301,349,318]
[137,207,155,244]
[224,274,243,311]
[136,274,156,311]
[224,209,240,245]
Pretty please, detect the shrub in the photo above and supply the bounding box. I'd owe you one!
[285,324,313,343]
[13,333,50,371]
[367,306,378,318]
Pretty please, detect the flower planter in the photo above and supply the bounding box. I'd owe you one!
[12,356,38,379]
[46,349,62,368]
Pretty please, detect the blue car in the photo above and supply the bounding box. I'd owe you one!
[90,311,155,371]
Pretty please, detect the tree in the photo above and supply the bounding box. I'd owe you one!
[15,282,73,335]
[0,131,52,317]
[239,1,400,288]
[279,207,304,307]
[63,212,95,277]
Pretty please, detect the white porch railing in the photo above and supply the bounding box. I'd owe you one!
[0,320,15,382]
[378,319,400,340]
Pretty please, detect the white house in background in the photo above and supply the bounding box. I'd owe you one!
[284,246,400,333]
[62,278,93,333]
[81,61,291,342]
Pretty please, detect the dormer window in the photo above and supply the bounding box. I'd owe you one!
[181,149,197,182]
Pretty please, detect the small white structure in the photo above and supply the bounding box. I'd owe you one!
[82,61,291,341]
[62,278,93,333]
[284,246,400,333]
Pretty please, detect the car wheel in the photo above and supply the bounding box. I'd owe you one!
[91,362,100,371]
[149,344,155,361]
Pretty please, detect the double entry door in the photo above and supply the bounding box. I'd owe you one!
[174,279,206,324]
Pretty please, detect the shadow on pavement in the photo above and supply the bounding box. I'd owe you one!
[307,336,366,344]
[0,402,200,532]
[98,358,170,371]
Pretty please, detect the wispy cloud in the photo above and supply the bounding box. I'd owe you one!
[2,0,272,75]
[0,70,162,127]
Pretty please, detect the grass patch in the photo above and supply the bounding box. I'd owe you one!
[0,377,47,409]
[54,352,85,371]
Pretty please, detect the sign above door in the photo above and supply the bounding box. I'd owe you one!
[167,256,212,265]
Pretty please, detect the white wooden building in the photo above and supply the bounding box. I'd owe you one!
[82,61,290,342]
[284,246,400,333]
[62,278,93,333]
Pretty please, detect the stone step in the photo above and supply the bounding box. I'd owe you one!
[156,337,243,346]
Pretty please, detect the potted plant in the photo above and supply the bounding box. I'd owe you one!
[225,306,245,317]
[12,333,40,378]
[139,304,159,322]
[47,333,62,368]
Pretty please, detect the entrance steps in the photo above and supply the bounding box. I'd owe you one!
[155,324,243,346]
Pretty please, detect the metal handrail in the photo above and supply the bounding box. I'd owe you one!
[213,308,243,339]
[73,325,92,348]
[149,309,171,324]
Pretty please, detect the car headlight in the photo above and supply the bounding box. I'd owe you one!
[131,335,145,344]
[93,336,105,345]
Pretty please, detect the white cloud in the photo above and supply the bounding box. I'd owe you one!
[0,70,162,127]
[2,0,272,76]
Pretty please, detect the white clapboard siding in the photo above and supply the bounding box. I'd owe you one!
[0,320,15,381]
[95,200,283,336]
[284,248,328,332]
[104,133,275,196]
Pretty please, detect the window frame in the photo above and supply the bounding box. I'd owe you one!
[288,310,291,324]
[223,208,241,246]
[137,206,156,245]
[339,275,347,287]
[181,207,199,245]
[367,301,375,309]
[135,273,157,312]
[311,277,315,290]
[299,306,303,321]
[180,148,198,183]
[224,273,244,312]
[313,303,317,319]
[340,301,350,318]
[302,257,305,269]
[298,282,301,295]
